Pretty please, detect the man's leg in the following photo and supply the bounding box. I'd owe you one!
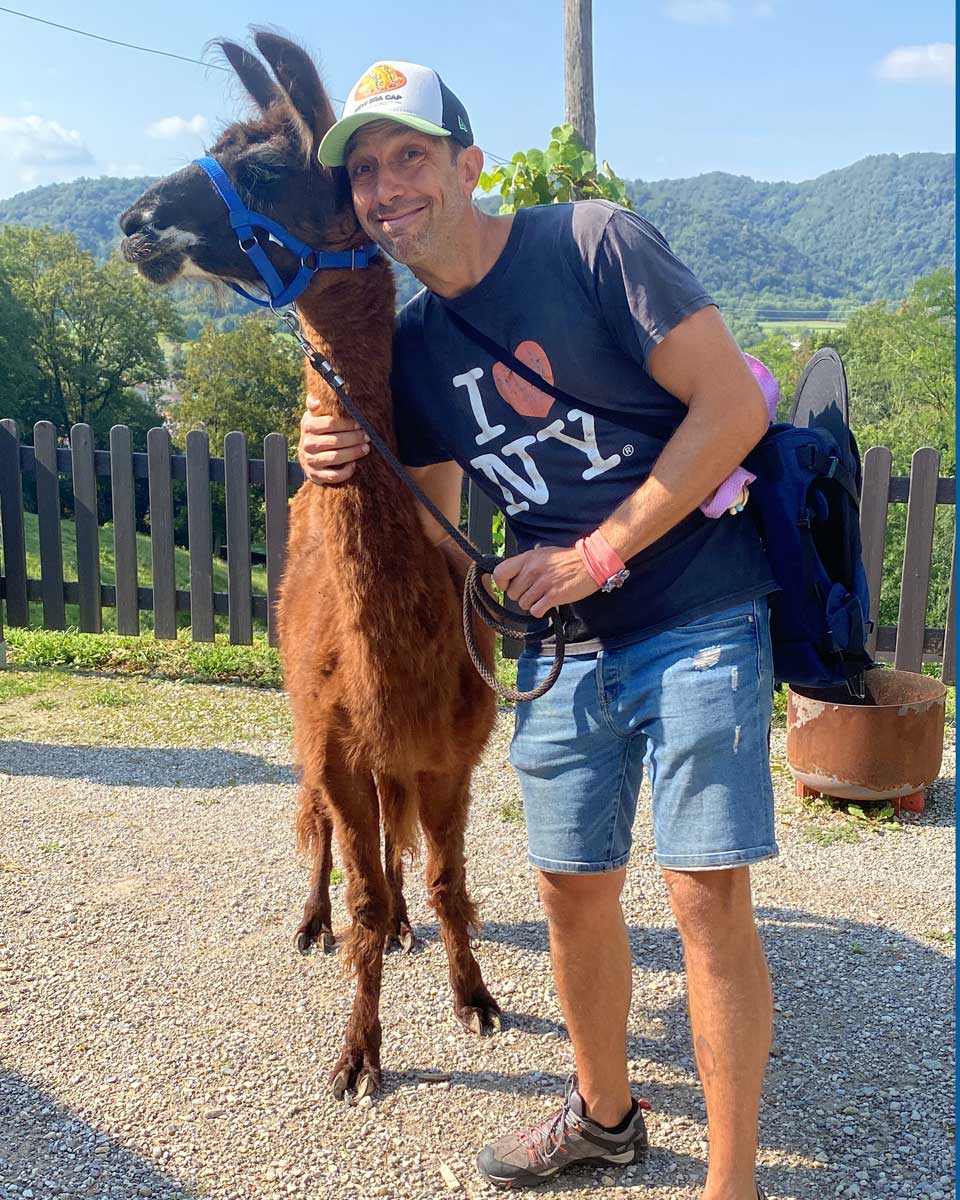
[537,867,633,1127]
[664,865,771,1200]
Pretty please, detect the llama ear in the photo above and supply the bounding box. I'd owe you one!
[218,40,281,111]
[253,32,337,149]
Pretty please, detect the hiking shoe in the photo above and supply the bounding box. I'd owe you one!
[477,1074,649,1189]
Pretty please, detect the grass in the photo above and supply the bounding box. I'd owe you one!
[0,665,293,748]
[499,795,524,826]
[11,510,269,635]
[5,626,283,687]
[5,623,525,700]
[796,790,903,846]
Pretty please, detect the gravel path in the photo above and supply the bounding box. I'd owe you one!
[0,675,954,1200]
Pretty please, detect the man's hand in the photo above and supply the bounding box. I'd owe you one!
[493,546,598,619]
[298,394,370,484]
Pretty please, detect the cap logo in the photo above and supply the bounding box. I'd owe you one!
[458,115,469,133]
[354,64,407,101]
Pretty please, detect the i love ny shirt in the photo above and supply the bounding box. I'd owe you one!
[391,200,776,653]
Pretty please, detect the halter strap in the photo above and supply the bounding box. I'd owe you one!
[193,155,379,308]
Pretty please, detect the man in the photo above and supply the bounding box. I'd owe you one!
[301,61,776,1199]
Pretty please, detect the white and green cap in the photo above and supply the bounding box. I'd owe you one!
[317,60,473,167]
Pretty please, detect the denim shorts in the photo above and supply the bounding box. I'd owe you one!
[509,598,777,874]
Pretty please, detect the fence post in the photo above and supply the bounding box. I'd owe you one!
[0,419,28,633]
[110,424,140,636]
[894,447,940,673]
[34,421,66,630]
[264,433,289,649]
[942,535,956,687]
[186,430,215,642]
[148,426,177,640]
[224,431,252,645]
[71,423,102,634]
[859,446,892,657]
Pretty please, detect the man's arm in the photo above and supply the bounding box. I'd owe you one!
[493,306,769,617]
[598,304,768,559]
[297,399,462,541]
[408,460,463,544]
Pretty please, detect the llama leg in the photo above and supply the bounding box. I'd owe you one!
[328,768,391,1100]
[418,776,501,1035]
[383,831,416,953]
[293,790,335,953]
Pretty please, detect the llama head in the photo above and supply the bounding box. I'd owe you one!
[119,33,357,291]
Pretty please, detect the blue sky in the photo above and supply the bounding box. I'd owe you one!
[0,0,954,201]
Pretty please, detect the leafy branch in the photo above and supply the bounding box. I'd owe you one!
[478,124,634,213]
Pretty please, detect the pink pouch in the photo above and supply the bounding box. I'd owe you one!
[700,354,780,519]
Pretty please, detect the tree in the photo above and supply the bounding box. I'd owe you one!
[176,315,305,454]
[176,315,307,554]
[0,226,182,437]
[0,265,43,427]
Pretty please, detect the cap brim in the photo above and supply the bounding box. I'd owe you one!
[317,112,450,167]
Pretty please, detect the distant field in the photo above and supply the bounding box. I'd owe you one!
[758,319,848,334]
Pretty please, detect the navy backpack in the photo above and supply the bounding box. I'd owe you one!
[744,348,872,697]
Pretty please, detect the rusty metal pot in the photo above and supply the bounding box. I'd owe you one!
[786,669,946,802]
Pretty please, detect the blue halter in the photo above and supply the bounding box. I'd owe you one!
[192,155,379,309]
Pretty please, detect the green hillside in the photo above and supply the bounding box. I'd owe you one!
[628,153,954,306]
[0,152,952,329]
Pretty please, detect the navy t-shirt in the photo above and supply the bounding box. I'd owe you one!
[391,200,776,653]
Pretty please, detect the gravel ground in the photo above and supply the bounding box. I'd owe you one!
[0,673,954,1200]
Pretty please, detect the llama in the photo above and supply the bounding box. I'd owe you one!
[119,32,500,1100]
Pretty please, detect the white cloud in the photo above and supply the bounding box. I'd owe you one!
[0,115,94,168]
[146,114,210,140]
[873,43,955,85]
[666,0,733,25]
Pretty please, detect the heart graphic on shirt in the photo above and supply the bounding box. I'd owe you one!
[492,341,555,419]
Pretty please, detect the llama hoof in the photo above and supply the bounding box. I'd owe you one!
[355,1069,379,1100]
[329,1055,382,1101]
[385,922,416,954]
[457,1000,503,1037]
[294,922,336,955]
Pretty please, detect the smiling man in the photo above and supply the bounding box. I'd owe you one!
[301,61,776,1199]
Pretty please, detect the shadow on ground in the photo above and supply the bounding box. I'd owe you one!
[0,1070,200,1200]
[0,740,293,788]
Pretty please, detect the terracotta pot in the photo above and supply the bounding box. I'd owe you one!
[786,669,946,802]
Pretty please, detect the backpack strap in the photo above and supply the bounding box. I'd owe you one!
[796,444,860,509]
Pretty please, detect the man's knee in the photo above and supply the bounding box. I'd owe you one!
[537,867,625,928]
[663,866,757,954]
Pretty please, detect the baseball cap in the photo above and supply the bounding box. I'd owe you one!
[317,60,473,167]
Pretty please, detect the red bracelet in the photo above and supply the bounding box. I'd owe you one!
[575,529,627,589]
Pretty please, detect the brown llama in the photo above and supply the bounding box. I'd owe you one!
[119,32,499,1099]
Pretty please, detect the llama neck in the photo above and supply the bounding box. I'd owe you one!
[296,264,430,595]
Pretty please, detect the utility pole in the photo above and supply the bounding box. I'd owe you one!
[563,0,596,154]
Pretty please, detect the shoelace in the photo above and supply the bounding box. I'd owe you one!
[519,1078,583,1166]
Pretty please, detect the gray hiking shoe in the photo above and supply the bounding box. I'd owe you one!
[477,1074,649,1189]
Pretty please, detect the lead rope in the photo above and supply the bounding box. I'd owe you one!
[277,308,565,703]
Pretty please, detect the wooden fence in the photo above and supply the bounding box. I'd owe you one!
[0,420,954,683]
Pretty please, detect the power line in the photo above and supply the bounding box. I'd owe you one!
[0,5,232,72]
[0,5,514,162]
